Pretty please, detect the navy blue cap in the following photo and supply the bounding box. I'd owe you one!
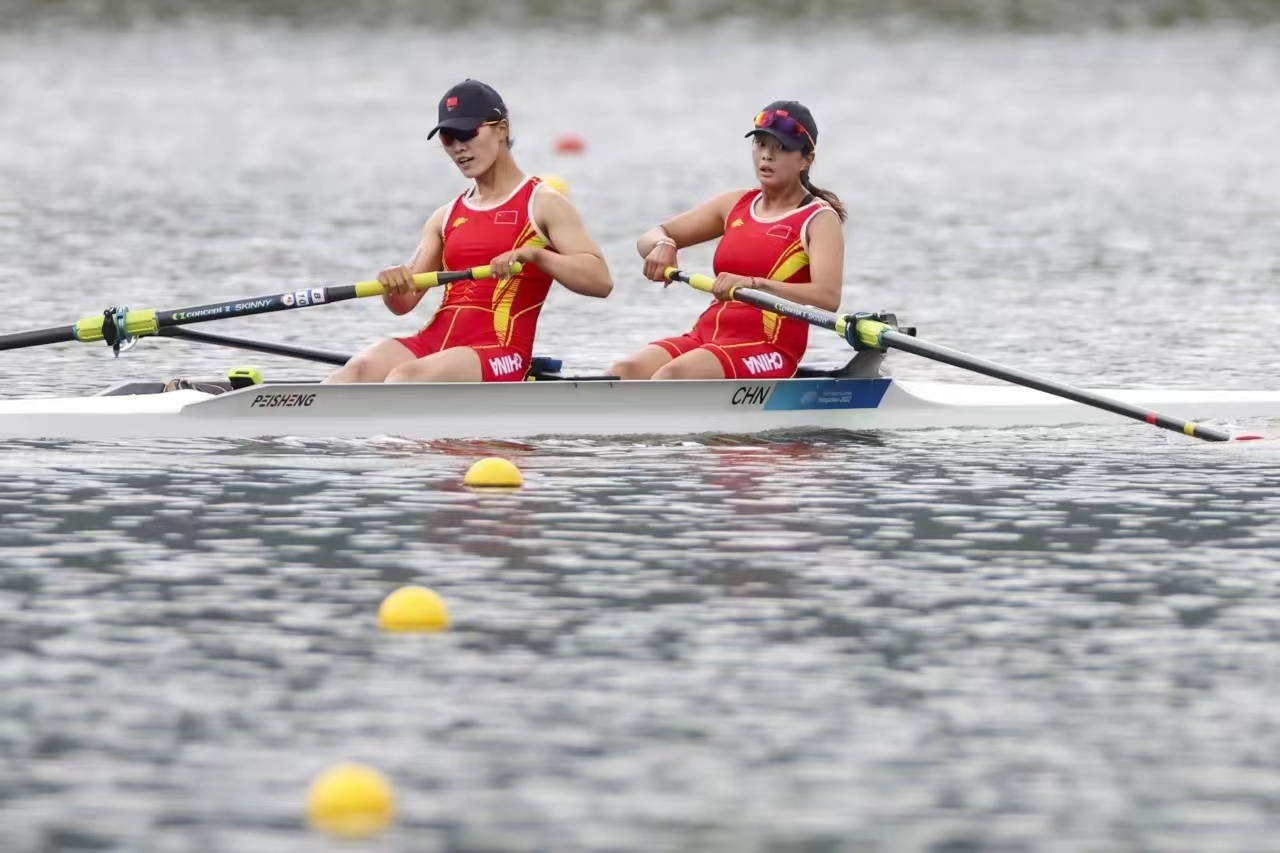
[746,100,818,151]
[427,80,508,139]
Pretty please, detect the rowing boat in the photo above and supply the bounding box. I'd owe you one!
[1,373,1276,441]
[2,263,1276,443]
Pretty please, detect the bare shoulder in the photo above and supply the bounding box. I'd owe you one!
[533,181,573,210]
[713,188,753,215]
[808,205,844,235]
[532,181,581,225]
[422,203,453,236]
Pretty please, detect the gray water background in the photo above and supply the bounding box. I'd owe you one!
[1,8,1280,852]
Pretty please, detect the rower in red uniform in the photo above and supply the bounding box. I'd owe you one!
[327,80,612,384]
[610,101,846,380]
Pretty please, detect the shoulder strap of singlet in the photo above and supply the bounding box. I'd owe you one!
[441,193,469,239]
[727,188,761,226]
[528,177,554,249]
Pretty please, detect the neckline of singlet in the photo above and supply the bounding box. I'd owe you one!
[748,190,819,223]
[460,175,533,211]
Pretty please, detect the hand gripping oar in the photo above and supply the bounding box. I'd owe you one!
[666,268,1256,443]
[0,263,522,355]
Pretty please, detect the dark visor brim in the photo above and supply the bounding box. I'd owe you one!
[746,128,808,151]
[427,117,486,139]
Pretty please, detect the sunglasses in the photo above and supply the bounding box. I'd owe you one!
[440,119,504,146]
[752,110,815,149]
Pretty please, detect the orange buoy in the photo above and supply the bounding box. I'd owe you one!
[554,132,586,155]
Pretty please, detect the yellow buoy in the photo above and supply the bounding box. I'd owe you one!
[306,762,396,838]
[539,173,570,197]
[377,585,450,632]
[463,456,524,488]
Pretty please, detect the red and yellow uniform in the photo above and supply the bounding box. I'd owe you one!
[396,176,553,381]
[652,189,828,379]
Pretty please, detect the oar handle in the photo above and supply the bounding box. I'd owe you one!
[665,266,882,347]
[666,267,715,294]
[352,262,523,298]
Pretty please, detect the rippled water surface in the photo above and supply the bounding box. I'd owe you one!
[2,18,1280,853]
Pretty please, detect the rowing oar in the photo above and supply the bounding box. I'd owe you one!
[666,268,1254,443]
[159,327,353,366]
[0,263,521,355]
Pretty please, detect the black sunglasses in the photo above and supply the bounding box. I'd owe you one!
[440,120,503,145]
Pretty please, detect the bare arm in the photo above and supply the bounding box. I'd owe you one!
[745,209,844,312]
[637,190,749,283]
[636,189,748,257]
[381,206,446,316]
[496,187,612,298]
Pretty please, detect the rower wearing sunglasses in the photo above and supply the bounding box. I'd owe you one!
[327,79,612,384]
[610,101,846,381]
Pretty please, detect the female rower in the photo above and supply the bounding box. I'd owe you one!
[327,79,612,384]
[609,101,846,381]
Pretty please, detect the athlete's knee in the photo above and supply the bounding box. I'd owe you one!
[325,355,382,384]
[653,352,723,381]
[651,361,689,380]
[384,362,426,383]
[609,357,655,380]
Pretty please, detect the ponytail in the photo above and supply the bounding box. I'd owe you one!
[800,168,847,223]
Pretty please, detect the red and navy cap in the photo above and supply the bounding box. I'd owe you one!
[427,79,508,139]
[745,100,818,152]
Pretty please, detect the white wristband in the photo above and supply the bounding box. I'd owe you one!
[653,238,677,249]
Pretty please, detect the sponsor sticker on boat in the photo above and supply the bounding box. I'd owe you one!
[763,379,892,410]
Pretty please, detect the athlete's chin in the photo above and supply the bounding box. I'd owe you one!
[756,171,791,190]
[455,159,488,179]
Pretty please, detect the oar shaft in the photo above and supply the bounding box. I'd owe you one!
[159,327,352,366]
[877,329,1232,441]
[0,327,76,350]
[0,263,518,353]
[667,268,853,337]
[667,267,1235,443]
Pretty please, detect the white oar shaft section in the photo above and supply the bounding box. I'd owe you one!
[666,268,1241,443]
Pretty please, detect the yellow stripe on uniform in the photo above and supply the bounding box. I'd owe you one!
[767,240,809,283]
[492,225,542,343]
[761,310,779,342]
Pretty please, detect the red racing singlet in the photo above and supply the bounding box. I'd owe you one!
[400,176,553,377]
[694,188,829,362]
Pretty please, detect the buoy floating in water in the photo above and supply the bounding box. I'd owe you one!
[539,173,570,197]
[554,132,586,154]
[377,585,451,633]
[464,456,524,488]
[306,762,396,838]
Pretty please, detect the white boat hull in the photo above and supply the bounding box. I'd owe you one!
[0,377,1278,441]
